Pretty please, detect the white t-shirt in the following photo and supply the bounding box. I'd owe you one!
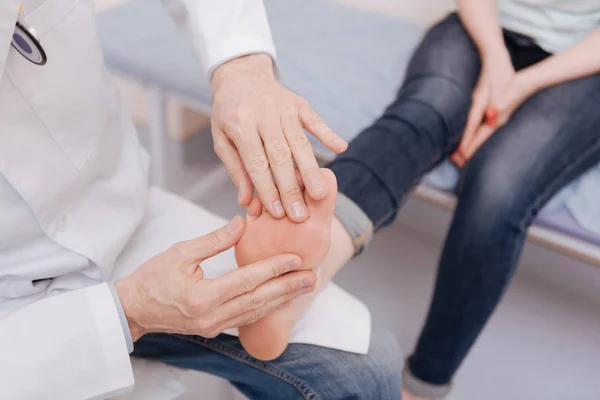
[499,0,600,53]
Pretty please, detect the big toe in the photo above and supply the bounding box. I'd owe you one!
[304,168,337,221]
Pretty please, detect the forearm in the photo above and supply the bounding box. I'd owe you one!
[457,0,509,63]
[519,26,600,92]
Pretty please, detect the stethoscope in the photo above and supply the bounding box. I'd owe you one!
[11,5,47,66]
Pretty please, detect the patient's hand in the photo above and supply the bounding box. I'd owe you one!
[234,168,338,360]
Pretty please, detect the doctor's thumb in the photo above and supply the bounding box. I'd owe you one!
[195,216,246,262]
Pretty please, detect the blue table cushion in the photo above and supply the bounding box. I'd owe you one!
[97,0,600,246]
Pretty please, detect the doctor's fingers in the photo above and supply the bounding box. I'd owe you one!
[214,270,316,330]
[261,115,308,223]
[213,127,254,207]
[169,216,245,265]
[208,253,305,305]
[230,125,288,220]
[282,110,327,203]
[299,101,348,155]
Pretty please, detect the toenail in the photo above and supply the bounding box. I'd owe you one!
[273,200,284,216]
[292,201,306,219]
[311,179,326,192]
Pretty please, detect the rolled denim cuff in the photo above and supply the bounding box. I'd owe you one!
[108,281,134,354]
[334,192,374,256]
[403,366,452,399]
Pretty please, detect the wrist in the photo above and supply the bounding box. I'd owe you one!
[115,277,146,342]
[481,48,512,71]
[211,53,275,92]
[515,67,543,96]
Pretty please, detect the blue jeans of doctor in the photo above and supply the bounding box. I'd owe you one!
[329,13,600,394]
[133,325,403,399]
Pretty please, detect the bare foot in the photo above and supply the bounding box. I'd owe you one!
[234,168,338,360]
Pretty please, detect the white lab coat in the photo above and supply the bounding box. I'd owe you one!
[0,0,370,399]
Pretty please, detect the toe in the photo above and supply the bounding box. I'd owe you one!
[246,196,264,223]
[304,168,337,221]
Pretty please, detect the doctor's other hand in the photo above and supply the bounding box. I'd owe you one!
[115,216,316,342]
[210,54,348,223]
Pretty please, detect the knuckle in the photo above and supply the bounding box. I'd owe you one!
[265,186,280,201]
[171,242,190,259]
[285,288,297,303]
[271,146,293,166]
[271,260,282,278]
[206,230,224,249]
[183,296,201,316]
[289,133,310,148]
[197,321,216,337]
[286,281,298,301]
[284,185,302,198]
[297,97,310,108]
[227,106,251,126]
[239,275,255,293]
[296,98,311,113]
[247,155,270,175]
[213,140,233,160]
[203,326,220,339]
[251,307,267,323]
[249,292,265,310]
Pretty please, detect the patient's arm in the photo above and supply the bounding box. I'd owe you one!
[518,26,600,91]
[457,0,508,63]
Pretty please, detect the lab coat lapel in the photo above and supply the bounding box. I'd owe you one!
[0,0,20,79]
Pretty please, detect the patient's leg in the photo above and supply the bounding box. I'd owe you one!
[235,169,354,361]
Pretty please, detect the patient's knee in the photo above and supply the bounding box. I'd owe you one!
[459,159,534,235]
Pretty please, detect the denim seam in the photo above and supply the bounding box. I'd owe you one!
[173,335,319,400]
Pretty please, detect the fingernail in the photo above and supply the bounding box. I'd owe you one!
[292,201,306,219]
[227,217,241,234]
[300,278,315,291]
[285,258,301,272]
[273,200,284,216]
[311,179,326,193]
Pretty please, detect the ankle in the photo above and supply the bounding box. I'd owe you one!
[333,192,373,256]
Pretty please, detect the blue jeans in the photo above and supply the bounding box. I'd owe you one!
[132,325,403,399]
[329,13,600,395]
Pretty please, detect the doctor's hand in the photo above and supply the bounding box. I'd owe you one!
[210,54,348,223]
[115,216,316,342]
